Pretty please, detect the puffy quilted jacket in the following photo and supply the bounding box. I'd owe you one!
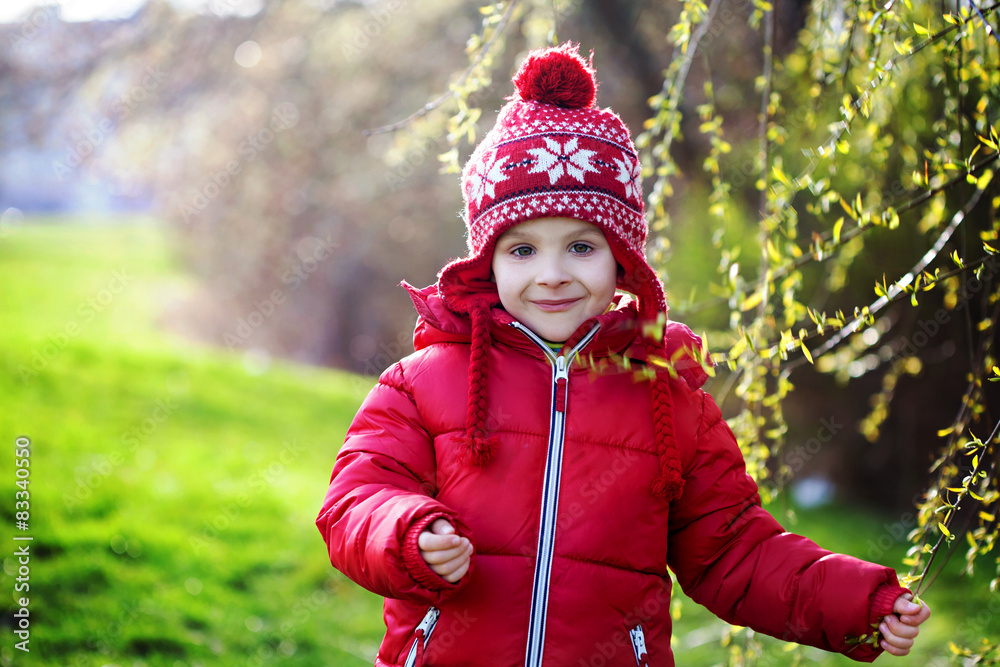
[316,284,905,666]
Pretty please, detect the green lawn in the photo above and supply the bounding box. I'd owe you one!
[0,216,993,666]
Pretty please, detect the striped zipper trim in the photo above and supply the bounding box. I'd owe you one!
[512,322,601,667]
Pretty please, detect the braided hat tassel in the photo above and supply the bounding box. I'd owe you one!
[646,338,685,501]
[458,302,500,467]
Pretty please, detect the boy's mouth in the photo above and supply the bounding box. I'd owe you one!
[531,298,582,311]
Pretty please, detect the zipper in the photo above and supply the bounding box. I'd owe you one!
[630,624,648,666]
[511,321,601,667]
[402,606,440,667]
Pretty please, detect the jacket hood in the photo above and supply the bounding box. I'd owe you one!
[400,281,712,391]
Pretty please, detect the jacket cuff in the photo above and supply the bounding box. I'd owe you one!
[402,512,463,592]
[869,582,910,625]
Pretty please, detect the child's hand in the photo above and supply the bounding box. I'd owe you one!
[879,593,931,656]
[418,518,474,583]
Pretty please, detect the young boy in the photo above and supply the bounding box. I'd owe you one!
[317,43,930,666]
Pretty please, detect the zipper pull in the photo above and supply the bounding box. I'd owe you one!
[403,607,440,667]
[554,355,569,413]
[629,625,648,666]
[415,606,440,640]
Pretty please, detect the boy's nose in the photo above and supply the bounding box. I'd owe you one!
[535,256,572,287]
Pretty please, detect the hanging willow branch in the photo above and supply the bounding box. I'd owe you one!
[793,183,989,368]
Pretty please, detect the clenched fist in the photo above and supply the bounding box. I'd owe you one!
[418,518,473,583]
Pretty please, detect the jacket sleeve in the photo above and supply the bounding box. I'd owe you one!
[316,361,472,604]
[666,391,907,662]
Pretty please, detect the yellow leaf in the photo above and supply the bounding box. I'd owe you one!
[773,164,791,187]
[766,239,781,262]
[741,290,764,312]
[833,217,844,244]
[839,196,854,216]
[939,522,952,539]
[800,340,814,364]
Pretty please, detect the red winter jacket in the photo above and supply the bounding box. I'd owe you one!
[317,284,906,666]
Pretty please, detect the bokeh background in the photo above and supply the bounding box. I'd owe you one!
[2,0,999,665]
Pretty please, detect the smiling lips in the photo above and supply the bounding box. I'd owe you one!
[531,298,582,311]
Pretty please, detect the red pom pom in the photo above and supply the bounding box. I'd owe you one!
[512,42,597,109]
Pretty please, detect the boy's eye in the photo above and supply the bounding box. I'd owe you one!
[570,243,593,254]
[512,246,534,257]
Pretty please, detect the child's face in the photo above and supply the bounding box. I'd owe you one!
[491,217,618,342]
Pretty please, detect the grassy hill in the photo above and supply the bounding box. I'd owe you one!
[0,218,384,666]
[0,217,991,666]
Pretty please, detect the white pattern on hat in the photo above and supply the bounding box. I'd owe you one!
[613,151,641,202]
[468,149,511,207]
[526,136,599,185]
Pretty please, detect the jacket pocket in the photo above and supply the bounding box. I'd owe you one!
[402,606,440,667]
[629,624,649,667]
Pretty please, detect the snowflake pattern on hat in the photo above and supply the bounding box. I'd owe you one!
[613,150,641,202]
[527,136,599,185]
[468,149,511,207]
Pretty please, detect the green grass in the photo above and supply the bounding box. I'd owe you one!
[0,216,995,666]
[0,218,382,666]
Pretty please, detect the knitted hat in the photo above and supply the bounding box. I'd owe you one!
[436,42,683,500]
